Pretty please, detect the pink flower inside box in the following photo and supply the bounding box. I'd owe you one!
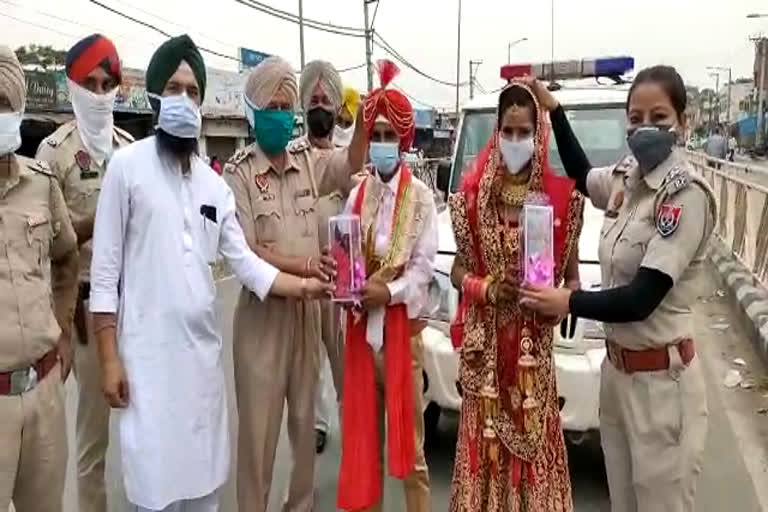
[328,214,366,302]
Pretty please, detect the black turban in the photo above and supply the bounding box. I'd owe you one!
[146,34,206,103]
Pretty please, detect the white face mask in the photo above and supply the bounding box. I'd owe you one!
[148,92,201,139]
[0,112,23,156]
[333,123,354,148]
[69,79,117,164]
[498,134,534,175]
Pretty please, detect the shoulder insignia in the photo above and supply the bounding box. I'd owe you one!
[113,125,135,144]
[287,137,310,154]
[614,154,637,174]
[661,165,690,198]
[225,145,256,173]
[28,159,55,177]
[656,203,682,237]
[43,121,78,149]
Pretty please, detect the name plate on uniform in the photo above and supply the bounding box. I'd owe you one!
[329,214,365,302]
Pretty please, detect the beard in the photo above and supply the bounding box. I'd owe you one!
[155,128,198,166]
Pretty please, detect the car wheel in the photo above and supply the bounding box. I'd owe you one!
[424,401,441,442]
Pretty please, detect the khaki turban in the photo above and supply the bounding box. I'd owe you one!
[0,45,25,112]
[299,60,342,113]
[245,56,298,110]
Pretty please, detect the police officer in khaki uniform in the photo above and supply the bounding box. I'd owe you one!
[35,34,133,512]
[298,63,362,453]
[224,56,366,512]
[0,45,79,512]
[522,67,716,512]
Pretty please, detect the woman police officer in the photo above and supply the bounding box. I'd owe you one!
[520,66,717,512]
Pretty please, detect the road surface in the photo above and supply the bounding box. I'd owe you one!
[56,267,767,512]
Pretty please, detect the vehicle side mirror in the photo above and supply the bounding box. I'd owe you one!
[436,159,452,198]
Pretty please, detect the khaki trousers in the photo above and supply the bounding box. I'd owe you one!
[233,290,321,512]
[600,349,708,512]
[315,302,344,432]
[0,364,66,512]
[73,307,109,512]
[366,334,430,512]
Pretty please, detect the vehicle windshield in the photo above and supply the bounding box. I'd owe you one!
[451,105,628,192]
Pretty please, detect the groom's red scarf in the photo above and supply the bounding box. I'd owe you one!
[337,166,416,511]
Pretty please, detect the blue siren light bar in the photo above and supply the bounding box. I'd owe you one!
[500,56,635,81]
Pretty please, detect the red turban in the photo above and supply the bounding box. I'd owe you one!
[66,34,121,84]
[363,60,414,152]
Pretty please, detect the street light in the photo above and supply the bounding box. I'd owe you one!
[707,66,732,128]
[507,37,528,64]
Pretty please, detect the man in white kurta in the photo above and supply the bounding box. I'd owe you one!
[89,35,329,512]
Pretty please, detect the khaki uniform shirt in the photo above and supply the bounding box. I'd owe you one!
[224,138,355,260]
[587,150,717,349]
[35,120,134,281]
[0,155,78,370]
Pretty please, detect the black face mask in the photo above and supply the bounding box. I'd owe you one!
[627,125,676,173]
[307,107,334,138]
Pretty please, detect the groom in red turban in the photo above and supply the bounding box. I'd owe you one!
[337,60,437,512]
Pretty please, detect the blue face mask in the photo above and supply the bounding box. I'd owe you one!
[369,142,400,178]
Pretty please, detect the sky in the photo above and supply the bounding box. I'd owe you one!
[2,0,767,111]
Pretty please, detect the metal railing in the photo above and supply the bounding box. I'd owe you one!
[687,150,768,288]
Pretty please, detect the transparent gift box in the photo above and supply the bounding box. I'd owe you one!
[522,200,554,287]
[328,214,366,302]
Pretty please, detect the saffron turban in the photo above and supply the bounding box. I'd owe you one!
[66,34,121,84]
[362,60,414,151]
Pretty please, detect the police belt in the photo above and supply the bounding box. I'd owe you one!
[0,348,58,395]
[74,281,90,345]
[606,338,695,374]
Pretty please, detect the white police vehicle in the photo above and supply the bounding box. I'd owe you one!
[421,56,634,443]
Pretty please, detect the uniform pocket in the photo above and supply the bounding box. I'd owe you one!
[252,200,281,244]
[295,195,317,238]
[26,215,51,276]
[629,372,684,485]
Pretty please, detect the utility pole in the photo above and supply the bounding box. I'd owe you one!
[298,0,305,70]
[756,38,767,147]
[455,0,462,118]
[363,0,375,92]
[469,60,482,99]
[707,66,732,130]
[709,72,720,130]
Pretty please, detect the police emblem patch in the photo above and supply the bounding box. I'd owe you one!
[255,174,269,194]
[75,150,91,171]
[657,203,682,237]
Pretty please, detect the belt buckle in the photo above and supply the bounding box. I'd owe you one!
[9,366,37,395]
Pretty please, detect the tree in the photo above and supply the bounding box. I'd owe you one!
[14,44,67,72]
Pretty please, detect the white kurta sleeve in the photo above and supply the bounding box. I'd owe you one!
[386,193,439,318]
[90,154,129,313]
[219,186,279,300]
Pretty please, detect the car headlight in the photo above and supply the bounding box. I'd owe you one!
[424,270,459,334]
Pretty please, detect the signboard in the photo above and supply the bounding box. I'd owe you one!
[115,68,151,112]
[414,108,437,129]
[239,48,270,71]
[202,68,247,118]
[25,71,57,110]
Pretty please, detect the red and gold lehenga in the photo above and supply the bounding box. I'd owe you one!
[448,82,584,512]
